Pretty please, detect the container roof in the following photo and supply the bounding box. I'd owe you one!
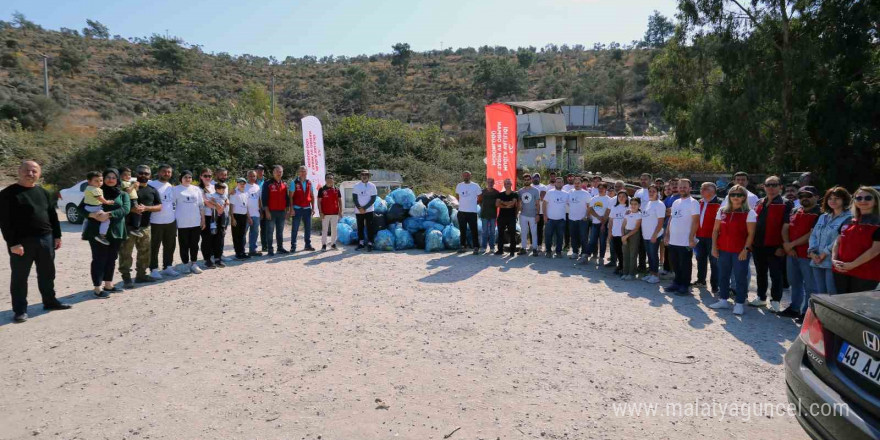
[503,98,567,112]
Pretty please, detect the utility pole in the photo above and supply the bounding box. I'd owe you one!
[42,55,49,97]
[270,74,275,117]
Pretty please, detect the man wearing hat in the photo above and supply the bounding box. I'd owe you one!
[353,170,378,251]
[778,185,821,318]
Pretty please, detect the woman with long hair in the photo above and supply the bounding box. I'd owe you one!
[832,186,880,293]
[807,186,852,294]
[709,184,756,315]
[608,190,629,275]
[174,170,205,274]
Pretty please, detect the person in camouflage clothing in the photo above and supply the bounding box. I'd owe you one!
[118,165,162,287]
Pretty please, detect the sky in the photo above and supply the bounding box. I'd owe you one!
[2,0,679,58]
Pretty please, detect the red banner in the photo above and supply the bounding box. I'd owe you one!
[485,103,517,191]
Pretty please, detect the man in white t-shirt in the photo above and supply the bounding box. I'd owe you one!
[244,170,263,256]
[531,173,547,249]
[663,178,700,295]
[352,170,378,251]
[633,172,652,273]
[455,171,482,255]
[723,171,759,209]
[568,177,592,259]
[585,182,613,264]
[148,164,179,279]
[542,178,570,257]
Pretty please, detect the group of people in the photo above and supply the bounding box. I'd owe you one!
[2,161,878,325]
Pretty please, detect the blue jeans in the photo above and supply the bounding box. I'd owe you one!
[569,220,588,255]
[694,237,718,289]
[643,238,660,273]
[480,218,497,250]
[669,245,693,288]
[788,256,816,313]
[544,218,565,254]
[587,222,607,259]
[291,207,312,250]
[811,266,837,294]
[266,210,286,252]
[718,250,751,304]
[248,215,260,253]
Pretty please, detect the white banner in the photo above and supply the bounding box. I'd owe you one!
[301,115,326,210]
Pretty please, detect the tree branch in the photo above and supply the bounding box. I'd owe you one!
[727,0,784,51]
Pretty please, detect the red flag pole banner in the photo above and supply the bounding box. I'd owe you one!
[301,115,326,216]
[485,103,517,192]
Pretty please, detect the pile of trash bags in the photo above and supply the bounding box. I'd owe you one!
[335,189,472,252]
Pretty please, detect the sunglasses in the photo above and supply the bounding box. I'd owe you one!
[728,193,746,198]
[202,174,212,178]
[855,195,875,202]
[764,183,780,188]
[798,194,814,199]
[137,172,151,176]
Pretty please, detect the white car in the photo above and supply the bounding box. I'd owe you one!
[57,178,136,224]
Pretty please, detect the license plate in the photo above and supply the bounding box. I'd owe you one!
[838,342,880,385]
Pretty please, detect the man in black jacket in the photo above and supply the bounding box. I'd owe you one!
[0,161,72,323]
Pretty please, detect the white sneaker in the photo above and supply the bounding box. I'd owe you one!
[770,301,781,313]
[178,264,191,274]
[162,267,180,277]
[709,299,730,309]
[150,269,164,280]
[190,262,203,274]
[733,304,745,315]
[748,298,767,307]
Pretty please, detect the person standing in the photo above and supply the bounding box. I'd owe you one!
[621,198,642,280]
[531,173,547,249]
[148,164,178,279]
[197,168,220,268]
[778,186,821,319]
[784,182,802,210]
[608,191,629,273]
[517,174,541,256]
[0,161,71,323]
[749,176,793,312]
[807,187,852,295]
[634,173,652,273]
[708,185,756,315]
[118,165,161,288]
[244,170,263,257]
[477,178,498,254]
[230,178,250,260]
[455,171,481,255]
[663,179,700,296]
[694,182,721,293]
[173,171,205,274]
[353,170,378,251]
[568,177,591,260]
[317,174,342,250]
[641,185,665,284]
[586,182,612,264]
[495,178,519,256]
[289,166,316,252]
[543,178,569,258]
[82,169,130,297]
[254,164,268,252]
[832,187,880,293]
[261,165,290,256]
[724,172,760,209]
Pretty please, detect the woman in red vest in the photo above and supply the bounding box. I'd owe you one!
[709,184,756,315]
[832,186,880,293]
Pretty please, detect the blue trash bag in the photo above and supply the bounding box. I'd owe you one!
[422,220,444,233]
[451,208,459,228]
[340,216,356,227]
[374,229,395,251]
[426,198,451,225]
[349,228,360,244]
[373,197,388,214]
[403,217,425,233]
[442,225,461,250]
[409,201,428,218]
[425,230,444,252]
[386,188,417,210]
[394,229,415,250]
[388,222,402,231]
[337,223,354,245]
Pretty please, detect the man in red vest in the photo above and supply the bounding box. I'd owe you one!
[750,175,794,312]
[778,186,821,319]
[289,165,316,252]
[695,182,721,293]
[261,165,290,256]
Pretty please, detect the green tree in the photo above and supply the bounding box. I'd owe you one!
[149,35,189,80]
[55,42,89,76]
[11,11,39,35]
[472,58,526,100]
[341,66,372,114]
[83,19,109,39]
[516,48,536,69]
[607,68,632,119]
[643,10,674,48]
[391,43,413,76]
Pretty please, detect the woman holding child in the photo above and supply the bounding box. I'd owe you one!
[81,168,131,298]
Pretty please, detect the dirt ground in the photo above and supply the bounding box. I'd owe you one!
[0,221,808,440]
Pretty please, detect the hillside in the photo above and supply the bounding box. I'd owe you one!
[0,15,667,136]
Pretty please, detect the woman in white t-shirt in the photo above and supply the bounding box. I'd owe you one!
[621,197,642,280]
[608,191,629,274]
[173,170,205,274]
[641,185,666,283]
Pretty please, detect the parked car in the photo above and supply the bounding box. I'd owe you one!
[57,178,136,224]
[785,291,880,440]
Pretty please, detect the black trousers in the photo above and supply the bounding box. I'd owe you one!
[150,222,177,270]
[536,214,544,247]
[356,212,376,245]
[669,245,694,287]
[833,273,879,294]
[260,216,268,250]
[638,237,647,271]
[231,213,248,256]
[497,216,517,252]
[8,234,59,315]
[178,226,201,264]
[754,245,785,301]
[457,211,479,248]
[611,236,624,270]
[89,237,122,287]
[201,214,226,261]
[127,211,142,230]
[564,214,570,248]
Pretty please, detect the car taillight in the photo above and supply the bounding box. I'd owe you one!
[800,308,826,357]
